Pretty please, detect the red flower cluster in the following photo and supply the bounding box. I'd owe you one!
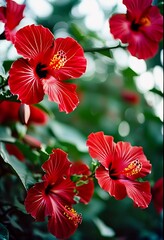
[8,24,87,113]
[109,0,163,59]
[25,149,94,239]
[87,132,152,208]
[0,0,25,42]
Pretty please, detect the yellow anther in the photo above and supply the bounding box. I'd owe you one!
[123,159,142,177]
[49,50,67,70]
[140,17,151,27]
[63,205,82,226]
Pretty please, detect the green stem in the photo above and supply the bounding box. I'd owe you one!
[84,43,127,53]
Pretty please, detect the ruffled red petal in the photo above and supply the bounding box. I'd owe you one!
[86,132,115,169]
[127,32,159,59]
[52,37,87,80]
[95,165,127,200]
[113,141,152,179]
[42,76,79,113]
[140,6,163,42]
[109,14,130,43]
[24,182,52,221]
[120,179,152,208]
[123,0,152,18]
[42,149,71,177]
[8,58,44,104]
[6,0,25,31]
[14,25,54,61]
[48,206,80,239]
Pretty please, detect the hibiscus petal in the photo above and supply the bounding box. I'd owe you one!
[96,165,127,200]
[52,37,87,80]
[0,101,20,123]
[48,206,80,239]
[3,0,25,42]
[76,180,94,204]
[42,76,79,113]
[6,0,25,30]
[123,0,152,18]
[24,182,52,221]
[14,24,54,60]
[29,105,48,125]
[86,132,115,169]
[109,14,130,43]
[127,32,159,59]
[70,161,94,204]
[42,149,77,204]
[52,180,76,204]
[141,6,163,42]
[113,141,151,179]
[42,149,71,177]
[8,58,44,104]
[120,180,152,208]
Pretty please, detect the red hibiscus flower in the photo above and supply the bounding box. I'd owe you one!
[87,132,152,208]
[152,178,163,214]
[121,89,140,105]
[70,161,94,204]
[109,0,163,59]
[0,101,48,125]
[8,24,87,113]
[25,149,82,239]
[0,0,25,42]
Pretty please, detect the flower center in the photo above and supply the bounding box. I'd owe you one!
[131,17,151,31]
[63,205,82,226]
[49,50,67,70]
[122,159,142,177]
[45,184,53,195]
[36,63,48,78]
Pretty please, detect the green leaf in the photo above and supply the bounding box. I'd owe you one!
[0,143,35,190]
[122,67,138,89]
[93,217,115,237]
[49,121,87,152]
[0,89,19,102]
[0,126,16,143]
[3,60,13,73]
[0,223,9,240]
[69,23,85,41]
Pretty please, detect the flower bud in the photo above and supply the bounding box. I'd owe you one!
[19,103,31,125]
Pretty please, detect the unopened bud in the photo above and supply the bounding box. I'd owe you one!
[23,134,42,149]
[19,104,31,125]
